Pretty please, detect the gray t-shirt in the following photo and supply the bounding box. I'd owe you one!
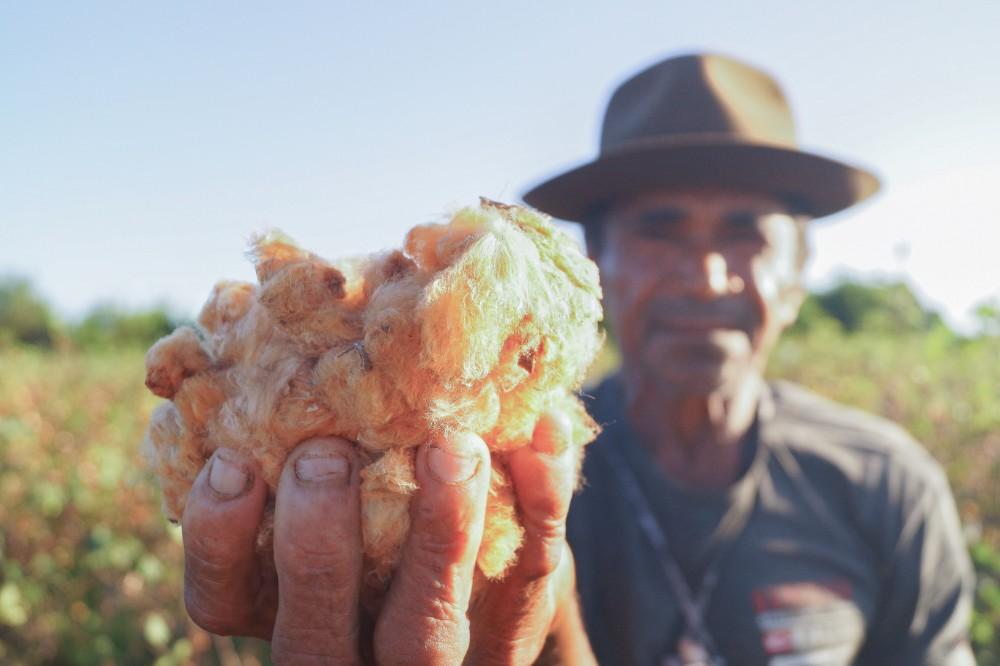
[568,375,974,666]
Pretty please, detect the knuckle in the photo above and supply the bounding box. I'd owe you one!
[423,592,467,626]
[282,581,356,623]
[518,534,567,581]
[184,529,237,569]
[408,525,470,573]
[526,513,568,546]
[271,624,359,665]
[272,643,357,666]
[377,611,469,666]
[524,491,571,522]
[276,540,353,590]
[185,587,245,636]
[184,538,239,590]
[472,627,549,666]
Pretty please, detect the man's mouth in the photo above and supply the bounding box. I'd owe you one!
[650,317,747,336]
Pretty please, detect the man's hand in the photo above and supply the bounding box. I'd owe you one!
[180,411,594,664]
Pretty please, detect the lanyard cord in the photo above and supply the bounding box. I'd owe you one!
[603,441,761,665]
[603,444,722,658]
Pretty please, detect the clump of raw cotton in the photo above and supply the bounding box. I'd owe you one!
[143,198,603,585]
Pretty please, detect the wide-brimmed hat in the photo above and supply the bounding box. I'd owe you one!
[522,53,880,222]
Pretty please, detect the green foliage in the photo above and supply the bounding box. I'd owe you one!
[800,279,942,334]
[769,326,1000,663]
[975,298,1000,337]
[0,278,180,351]
[971,541,1000,660]
[787,292,842,335]
[0,278,60,348]
[71,305,180,351]
[0,348,271,665]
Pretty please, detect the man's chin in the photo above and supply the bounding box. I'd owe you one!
[633,331,753,396]
[633,354,747,398]
[653,366,731,396]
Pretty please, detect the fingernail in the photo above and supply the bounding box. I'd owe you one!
[533,411,572,456]
[427,438,481,484]
[209,451,252,498]
[294,453,350,485]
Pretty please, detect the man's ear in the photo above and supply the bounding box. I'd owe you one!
[777,284,806,329]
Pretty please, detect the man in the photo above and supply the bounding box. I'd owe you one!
[522,53,975,665]
[177,53,973,665]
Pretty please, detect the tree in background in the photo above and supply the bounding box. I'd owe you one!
[974,298,1000,337]
[0,278,59,347]
[72,305,179,351]
[791,279,945,335]
[0,277,181,351]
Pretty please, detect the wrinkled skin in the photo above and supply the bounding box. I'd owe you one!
[181,409,594,665]
[597,188,804,397]
[593,188,806,489]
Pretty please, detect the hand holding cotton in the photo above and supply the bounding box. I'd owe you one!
[142,199,604,588]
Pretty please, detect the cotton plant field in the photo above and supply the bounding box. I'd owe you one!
[0,324,998,663]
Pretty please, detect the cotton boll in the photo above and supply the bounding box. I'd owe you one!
[142,199,603,593]
[404,212,487,273]
[258,260,346,325]
[198,281,256,336]
[269,360,339,449]
[248,231,312,284]
[172,369,227,429]
[144,327,213,399]
[360,446,418,582]
[478,465,524,579]
[144,402,202,521]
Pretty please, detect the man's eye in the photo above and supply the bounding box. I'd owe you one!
[724,212,764,237]
[635,211,683,239]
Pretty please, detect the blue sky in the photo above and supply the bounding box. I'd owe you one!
[3,2,998,332]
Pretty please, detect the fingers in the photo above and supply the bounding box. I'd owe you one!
[464,411,579,664]
[375,432,491,665]
[506,410,577,581]
[271,437,363,666]
[182,447,272,638]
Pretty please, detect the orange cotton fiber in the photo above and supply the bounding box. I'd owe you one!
[142,199,604,585]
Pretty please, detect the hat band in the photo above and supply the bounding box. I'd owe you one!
[602,131,798,156]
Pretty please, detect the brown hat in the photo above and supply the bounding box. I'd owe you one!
[522,53,880,221]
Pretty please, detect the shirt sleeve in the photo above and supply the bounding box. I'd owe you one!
[858,470,975,665]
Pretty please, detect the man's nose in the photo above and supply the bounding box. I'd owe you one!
[678,251,735,299]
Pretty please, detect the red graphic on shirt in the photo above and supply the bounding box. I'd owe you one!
[762,628,793,654]
[752,579,852,614]
[752,579,857,656]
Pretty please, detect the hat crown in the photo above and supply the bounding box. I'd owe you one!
[521,52,879,222]
[600,54,797,152]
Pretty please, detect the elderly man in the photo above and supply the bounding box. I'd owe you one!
[522,53,975,665]
[176,53,973,665]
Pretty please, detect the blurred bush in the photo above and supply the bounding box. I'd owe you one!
[791,279,944,335]
[0,278,61,347]
[0,277,181,352]
[72,305,180,352]
[0,348,271,665]
[771,283,1000,661]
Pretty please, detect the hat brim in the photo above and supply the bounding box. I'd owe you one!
[521,138,880,222]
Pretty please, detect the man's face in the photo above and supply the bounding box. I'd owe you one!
[593,188,805,397]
